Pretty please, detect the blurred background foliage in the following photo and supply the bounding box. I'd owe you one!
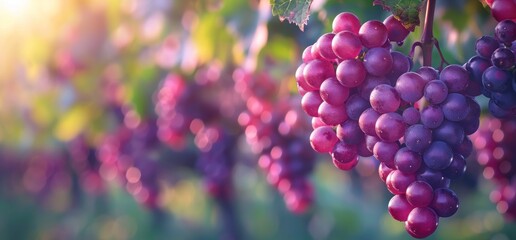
[0,0,515,239]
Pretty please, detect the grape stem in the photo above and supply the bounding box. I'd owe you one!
[410,0,449,69]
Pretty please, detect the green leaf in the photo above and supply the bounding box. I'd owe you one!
[270,0,313,31]
[373,0,425,30]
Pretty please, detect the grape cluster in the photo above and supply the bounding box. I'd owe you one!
[373,65,480,238]
[296,12,411,171]
[471,117,516,219]
[465,19,516,118]
[234,69,316,213]
[97,121,161,209]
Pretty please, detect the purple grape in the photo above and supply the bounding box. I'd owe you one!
[390,170,416,194]
[491,47,515,69]
[336,59,367,88]
[421,105,444,129]
[405,207,439,239]
[432,121,465,146]
[359,108,380,136]
[423,141,453,171]
[310,126,338,153]
[402,107,420,125]
[373,141,399,168]
[395,72,427,103]
[359,20,388,48]
[357,139,373,157]
[491,91,516,109]
[443,154,466,179]
[332,140,358,164]
[370,84,401,113]
[303,60,335,89]
[318,101,348,125]
[332,31,362,60]
[417,66,439,83]
[332,12,361,34]
[336,120,364,144]
[495,19,516,45]
[406,181,434,208]
[442,93,470,122]
[320,77,350,106]
[364,47,393,76]
[417,166,451,189]
[388,51,412,80]
[454,137,473,158]
[375,112,406,142]
[345,94,370,120]
[389,195,414,221]
[424,80,448,105]
[404,124,432,153]
[488,98,512,118]
[395,147,423,174]
[483,66,512,92]
[431,188,459,218]
[440,64,470,93]
[296,63,317,92]
[366,135,380,153]
[475,36,500,59]
[301,91,323,117]
[383,15,410,43]
[379,162,394,182]
[316,33,338,61]
[466,56,492,83]
[302,45,315,63]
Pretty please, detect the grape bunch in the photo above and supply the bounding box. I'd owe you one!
[296,12,412,171]
[465,19,516,118]
[371,65,480,238]
[97,120,162,209]
[234,69,316,213]
[471,117,516,219]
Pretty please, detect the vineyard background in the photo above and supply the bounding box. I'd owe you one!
[0,0,515,239]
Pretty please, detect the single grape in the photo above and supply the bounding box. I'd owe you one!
[396,72,427,103]
[482,66,512,92]
[388,195,414,221]
[475,36,500,59]
[310,126,339,153]
[379,162,394,182]
[301,91,323,117]
[492,4,516,28]
[404,124,432,153]
[383,15,410,43]
[359,75,390,100]
[466,56,492,83]
[373,141,399,168]
[443,154,467,179]
[318,101,348,125]
[442,93,470,122]
[302,45,315,63]
[370,84,401,113]
[421,105,444,129]
[359,20,388,48]
[433,121,465,146]
[359,108,381,136]
[491,91,516,109]
[491,47,515,69]
[388,51,412,80]
[303,60,335,90]
[332,140,358,164]
[440,65,470,93]
[431,188,459,218]
[406,181,434,208]
[332,12,361,34]
[316,33,338,61]
[454,137,473,158]
[364,47,394,76]
[336,59,367,87]
[403,107,421,125]
[336,120,364,144]
[389,170,417,194]
[375,112,406,143]
[332,156,359,170]
[320,77,350,106]
[332,31,362,60]
[395,147,423,174]
[423,141,453,171]
[417,66,439,83]
[417,166,451,189]
[424,80,448,105]
[405,207,439,239]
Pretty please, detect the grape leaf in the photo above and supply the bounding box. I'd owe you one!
[270,0,313,31]
[373,0,425,30]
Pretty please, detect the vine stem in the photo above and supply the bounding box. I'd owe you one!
[420,0,436,67]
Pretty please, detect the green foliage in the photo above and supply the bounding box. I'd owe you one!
[373,0,425,29]
[270,0,313,31]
